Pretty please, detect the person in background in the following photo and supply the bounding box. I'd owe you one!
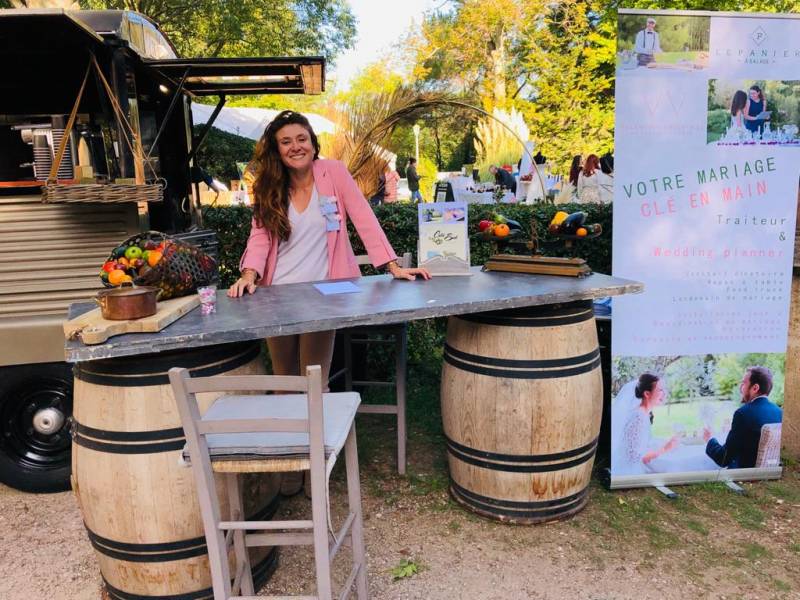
[406,157,423,202]
[489,164,517,194]
[577,154,602,203]
[597,153,614,204]
[383,159,400,203]
[568,155,582,187]
[634,17,661,66]
[369,173,385,207]
[190,165,225,202]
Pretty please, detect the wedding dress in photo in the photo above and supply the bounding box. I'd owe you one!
[611,380,654,475]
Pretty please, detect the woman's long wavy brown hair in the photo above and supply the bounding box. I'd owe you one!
[250,110,320,241]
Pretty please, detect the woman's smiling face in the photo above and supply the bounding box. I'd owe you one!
[749,89,761,102]
[275,123,315,171]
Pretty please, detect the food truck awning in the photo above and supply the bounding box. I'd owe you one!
[145,57,326,96]
[0,9,105,54]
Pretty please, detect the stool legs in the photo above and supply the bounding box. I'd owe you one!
[344,330,354,392]
[225,474,254,596]
[345,426,369,599]
[310,466,333,600]
[395,328,407,475]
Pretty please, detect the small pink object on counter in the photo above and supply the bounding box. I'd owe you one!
[197,286,217,315]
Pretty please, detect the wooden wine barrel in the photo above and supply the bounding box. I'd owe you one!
[72,341,280,600]
[441,300,602,524]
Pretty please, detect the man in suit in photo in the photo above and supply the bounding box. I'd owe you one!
[704,366,783,469]
[634,17,662,67]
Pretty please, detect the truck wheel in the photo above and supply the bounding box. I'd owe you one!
[0,363,73,493]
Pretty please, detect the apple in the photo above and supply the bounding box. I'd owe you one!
[478,220,492,232]
[124,246,143,261]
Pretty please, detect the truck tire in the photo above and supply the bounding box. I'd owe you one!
[0,363,73,493]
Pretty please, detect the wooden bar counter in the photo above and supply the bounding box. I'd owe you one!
[66,268,642,597]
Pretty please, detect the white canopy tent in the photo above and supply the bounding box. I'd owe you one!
[191,103,336,140]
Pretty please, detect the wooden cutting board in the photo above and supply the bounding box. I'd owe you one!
[64,294,201,345]
[483,254,592,277]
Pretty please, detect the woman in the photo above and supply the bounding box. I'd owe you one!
[730,89,748,131]
[744,85,767,136]
[611,373,679,475]
[576,154,602,204]
[228,110,430,387]
[567,155,582,188]
[383,160,400,203]
[597,154,614,204]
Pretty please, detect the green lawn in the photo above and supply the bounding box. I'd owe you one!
[652,400,738,439]
[616,51,703,68]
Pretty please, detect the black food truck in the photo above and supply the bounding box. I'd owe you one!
[0,8,324,492]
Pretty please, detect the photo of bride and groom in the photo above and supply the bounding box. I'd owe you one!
[611,356,784,477]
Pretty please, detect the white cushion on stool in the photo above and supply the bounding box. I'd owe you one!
[195,392,360,459]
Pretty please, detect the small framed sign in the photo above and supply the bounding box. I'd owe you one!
[417,202,471,276]
[434,181,454,202]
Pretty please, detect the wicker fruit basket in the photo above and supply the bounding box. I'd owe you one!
[100,231,216,300]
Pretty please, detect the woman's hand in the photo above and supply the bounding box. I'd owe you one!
[227,269,258,298]
[386,261,432,281]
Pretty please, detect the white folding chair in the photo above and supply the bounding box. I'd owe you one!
[169,365,368,600]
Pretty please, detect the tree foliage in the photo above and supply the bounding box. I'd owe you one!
[406,0,800,171]
[80,0,356,62]
[193,126,255,182]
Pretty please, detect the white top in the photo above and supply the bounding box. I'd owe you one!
[272,185,329,285]
[577,171,613,204]
[634,30,661,55]
[612,408,653,475]
[577,172,600,203]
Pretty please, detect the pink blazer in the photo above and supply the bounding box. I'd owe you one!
[239,159,398,285]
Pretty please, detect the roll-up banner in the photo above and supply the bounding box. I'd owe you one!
[611,9,798,488]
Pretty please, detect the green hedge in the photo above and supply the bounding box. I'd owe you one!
[202,202,613,366]
[203,202,613,289]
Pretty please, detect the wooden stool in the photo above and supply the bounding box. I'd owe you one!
[169,365,369,600]
[333,252,411,475]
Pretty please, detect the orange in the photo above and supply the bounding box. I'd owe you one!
[576,227,588,237]
[494,223,510,237]
[147,251,163,268]
[108,269,128,286]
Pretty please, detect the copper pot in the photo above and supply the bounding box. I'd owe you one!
[95,286,160,320]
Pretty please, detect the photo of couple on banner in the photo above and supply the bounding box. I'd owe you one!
[611,358,783,477]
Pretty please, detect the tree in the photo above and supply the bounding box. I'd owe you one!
[2,0,79,6]
[80,0,356,62]
[193,126,254,182]
[409,0,800,171]
[412,0,547,111]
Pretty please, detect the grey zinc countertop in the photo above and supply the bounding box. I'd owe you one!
[65,267,642,362]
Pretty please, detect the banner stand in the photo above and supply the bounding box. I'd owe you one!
[610,8,796,489]
[607,466,782,491]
